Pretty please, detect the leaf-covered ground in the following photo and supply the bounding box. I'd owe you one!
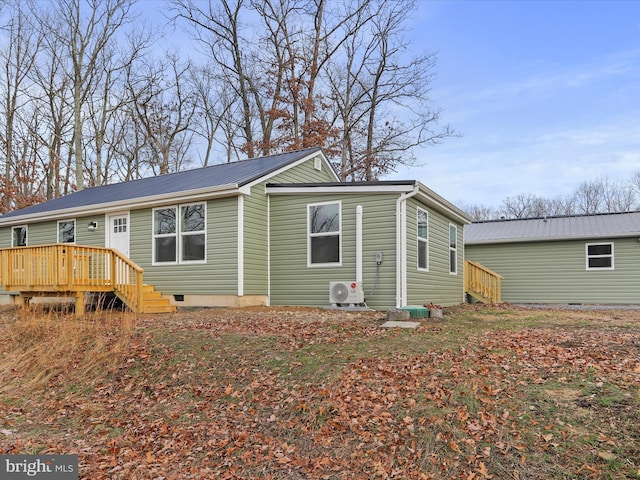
[1,304,639,479]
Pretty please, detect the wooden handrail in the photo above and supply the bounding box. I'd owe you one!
[0,244,144,313]
[464,259,503,304]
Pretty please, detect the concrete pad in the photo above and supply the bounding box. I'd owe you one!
[386,309,410,321]
[379,321,420,329]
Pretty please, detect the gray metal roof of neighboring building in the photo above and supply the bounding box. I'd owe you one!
[465,211,640,244]
[0,147,323,220]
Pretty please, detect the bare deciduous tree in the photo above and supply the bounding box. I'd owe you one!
[174,0,257,158]
[0,0,458,213]
[127,51,197,175]
[467,175,639,221]
[39,0,135,190]
[460,204,499,222]
[172,0,451,179]
[189,65,232,166]
[0,3,41,211]
[632,171,640,206]
[499,194,550,219]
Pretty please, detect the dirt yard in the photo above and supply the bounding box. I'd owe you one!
[1,303,638,479]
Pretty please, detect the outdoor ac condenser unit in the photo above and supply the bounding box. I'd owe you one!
[329,281,364,305]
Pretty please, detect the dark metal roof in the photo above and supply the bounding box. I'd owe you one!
[466,211,640,244]
[1,148,322,219]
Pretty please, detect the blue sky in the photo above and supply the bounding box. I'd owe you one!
[387,0,640,209]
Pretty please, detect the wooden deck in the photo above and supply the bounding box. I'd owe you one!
[464,259,503,304]
[0,244,176,315]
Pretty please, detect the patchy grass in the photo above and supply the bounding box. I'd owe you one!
[0,304,638,479]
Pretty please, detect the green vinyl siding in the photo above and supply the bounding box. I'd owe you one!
[0,227,9,247]
[0,215,105,247]
[76,215,106,246]
[267,155,337,184]
[406,199,465,306]
[270,193,397,309]
[243,187,268,295]
[18,222,50,246]
[466,237,640,304]
[242,157,337,295]
[358,196,397,309]
[129,197,239,295]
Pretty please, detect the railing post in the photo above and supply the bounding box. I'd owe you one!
[137,271,143,314]
[66,245,74,289]
[0,250,6,287]
[110,250,116,288]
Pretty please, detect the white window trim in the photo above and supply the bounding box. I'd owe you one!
[12,225,28,247]
[307,200,342,268]
[417,207,429,271]
[449,223,458,275]
[152,202,207,265]
[179,202,207,265]
[153,206,178,265]
[586,242,614,270]
[57,219,76,244]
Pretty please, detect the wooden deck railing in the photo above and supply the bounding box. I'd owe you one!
[464,259,503,304]
[0,244,144,314]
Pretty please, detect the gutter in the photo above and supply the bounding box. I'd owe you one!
[395,184,420,308]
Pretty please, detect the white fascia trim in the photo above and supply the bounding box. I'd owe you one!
[238,195,244,296]
[0,184,239,226]
[266,184,415,195]
[415,182,472,225]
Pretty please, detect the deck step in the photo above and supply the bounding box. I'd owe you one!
[141,284,177,314]
[466,290,493,304]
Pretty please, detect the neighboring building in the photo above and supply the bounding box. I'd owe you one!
[465,212,640,304]
[0,148,471,310]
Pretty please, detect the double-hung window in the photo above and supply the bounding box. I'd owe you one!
[308,201,341,266]
[153,203,206,264]
[586,243,613,270]
[12,226,27,246]
[449,224,458,274]
[417,208,429,270]
[181,203,206,262]
[58,220,76,243]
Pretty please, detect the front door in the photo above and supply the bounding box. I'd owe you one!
[107,213,130,258]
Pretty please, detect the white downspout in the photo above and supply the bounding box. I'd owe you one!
[267,193,271,306]
[356,205,363,284]
[237,195,244,297]
[395,185,420,308]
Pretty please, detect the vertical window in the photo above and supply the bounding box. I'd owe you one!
[153,203,206,264]
[58,220,76,243]
[12,226,27,246]
[180,203,206,262]
[154,207,177,263]
[417,208,429,270]
[586,243,614,270]
[308,201,341,265]
[449,224,458,274]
